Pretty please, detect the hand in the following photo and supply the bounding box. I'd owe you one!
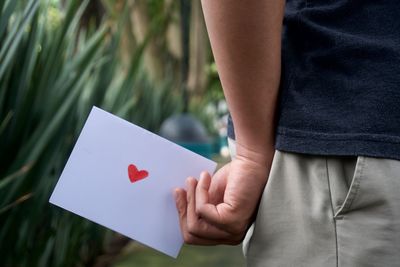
[174,149,273,245]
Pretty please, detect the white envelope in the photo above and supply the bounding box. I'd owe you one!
[49,106,217,258]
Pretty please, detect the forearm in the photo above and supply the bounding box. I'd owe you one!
[201,0,285,165]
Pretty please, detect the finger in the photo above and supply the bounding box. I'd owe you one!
[174,188,188,233]
[188,179,246,237]
[186,176,232,240]
[195,173,247,236]
[195,171,212,215]
[208,165,229,204]
[174,188,187,218]
[195,172,229,227]
[175,184,233,245]
[175,187,215,244]
[186,177,199,223]
[200,202,236,229]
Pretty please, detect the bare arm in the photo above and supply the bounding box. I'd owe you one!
[174,0,285,245]
[201,0,284,164]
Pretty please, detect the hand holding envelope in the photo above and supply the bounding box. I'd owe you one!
[49,107,217,258]
[174,150,271,246]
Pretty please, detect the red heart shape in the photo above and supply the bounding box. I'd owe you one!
[128,164,149,183]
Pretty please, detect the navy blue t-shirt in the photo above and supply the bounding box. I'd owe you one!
[228,0,400,160]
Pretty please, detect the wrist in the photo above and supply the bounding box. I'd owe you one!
[235,140,275,168]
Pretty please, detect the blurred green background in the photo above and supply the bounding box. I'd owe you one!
[0,0,243,266]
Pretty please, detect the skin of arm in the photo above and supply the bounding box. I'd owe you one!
[174,0,285,245]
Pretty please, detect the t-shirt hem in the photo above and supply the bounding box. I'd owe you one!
[276,127,400,161]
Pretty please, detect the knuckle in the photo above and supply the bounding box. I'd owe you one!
[218,219,236,231]
[177,204,184,216]
[178,210,185,220]
[230,226,244,235]
[177,209,186,221]
[198,221,209,233]
[228,220,248,235]
[187,220,198,234]
[186,191,192,201]
[183,233,195,244]
[195,205,205,216]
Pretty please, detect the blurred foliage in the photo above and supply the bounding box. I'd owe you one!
[0,0,181,266]
[188,62,227,138]
[113,243,245,267]
[102,0,180,82]
[102,0,224,140]
[206,62,225,103]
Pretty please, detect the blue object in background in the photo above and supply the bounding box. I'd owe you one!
[160,114,216,159]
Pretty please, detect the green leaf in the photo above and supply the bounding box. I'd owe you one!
[0,0,17,39]
[0,0,38,78]
[0,111,13,136]
[0,192,33,214]
[0,162,32,190]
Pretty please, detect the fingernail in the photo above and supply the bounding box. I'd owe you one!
[173,189,179,201]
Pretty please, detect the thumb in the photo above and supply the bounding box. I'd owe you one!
[195,172,233,227]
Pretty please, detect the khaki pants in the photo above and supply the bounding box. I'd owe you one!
[228,139,400,267]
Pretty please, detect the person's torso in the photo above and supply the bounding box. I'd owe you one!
[274,0,400,159]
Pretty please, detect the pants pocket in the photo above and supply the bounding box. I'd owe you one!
[327,156,366,219]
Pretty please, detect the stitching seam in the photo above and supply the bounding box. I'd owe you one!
[325,157,339,267]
